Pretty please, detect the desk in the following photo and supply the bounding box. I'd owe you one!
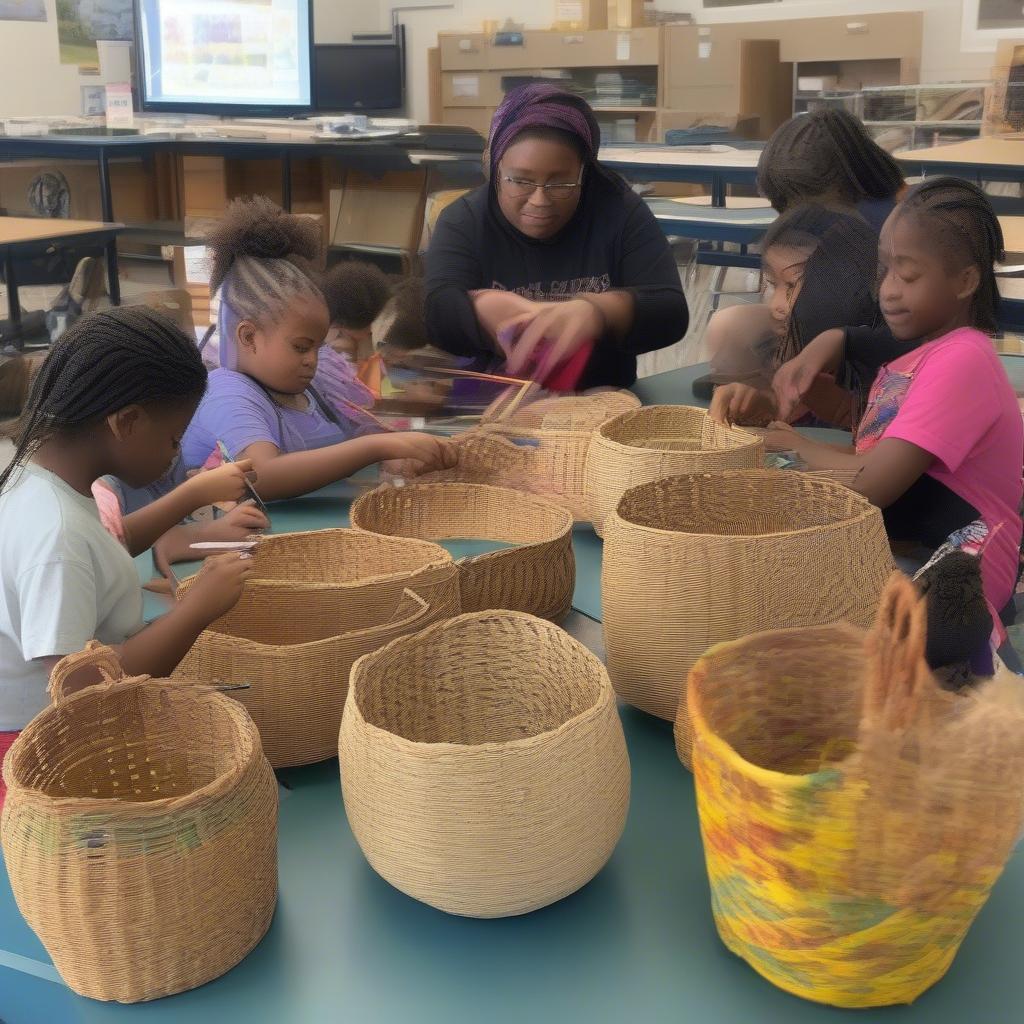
[0,216,123,348]
[599,145,762,206]
[3,361,1024,1024]
[894,137,1024,190]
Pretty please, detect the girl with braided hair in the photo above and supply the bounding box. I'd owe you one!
[759,178,1022,678]
[181,197,453,498]
[0,308,257,790]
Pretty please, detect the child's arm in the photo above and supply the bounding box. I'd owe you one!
[236,432,456,502]
[153,503,269,567]
[121,461,257,557]
[766,422,933,508]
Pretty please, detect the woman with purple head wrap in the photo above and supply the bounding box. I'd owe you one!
[424,84,688,390]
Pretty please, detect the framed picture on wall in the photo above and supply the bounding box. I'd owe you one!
[962,0,1024,52]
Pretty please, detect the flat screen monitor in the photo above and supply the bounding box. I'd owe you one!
[314,44,404,112]
[135,0,313,115]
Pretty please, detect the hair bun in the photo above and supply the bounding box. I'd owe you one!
[205,195,322,291]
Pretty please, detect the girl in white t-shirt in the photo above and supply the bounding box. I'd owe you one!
[0,307,257,798]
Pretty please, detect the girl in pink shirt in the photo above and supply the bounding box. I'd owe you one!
[760,178,1022,678]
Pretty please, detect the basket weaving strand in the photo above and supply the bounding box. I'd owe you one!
[351,483,574,621]
[688,575,1024,1008]
[599,470,894,764]
[339,610,630,918]
[585,405,764,535]
[1,643,278,1003]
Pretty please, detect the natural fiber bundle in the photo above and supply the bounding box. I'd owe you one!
[601,470,894,762]
[339,610,630,917]
[475,390,642,519]
[174,580,459,768]
[688,575,1024,1008]
[585,405,764,535]
[350,483,574,621]
[1,643,277,1003]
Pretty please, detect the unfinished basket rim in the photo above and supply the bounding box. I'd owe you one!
[612,470,880,540]
[347,610,611,752]
[4,677,258,814]
[688,621,868,789]
[483,390,640,430]
[596,404,762,452]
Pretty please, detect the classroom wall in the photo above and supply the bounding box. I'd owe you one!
[389,0,996,124]
[0,0,378,118]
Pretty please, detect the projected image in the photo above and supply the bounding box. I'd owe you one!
[138,0,311,110]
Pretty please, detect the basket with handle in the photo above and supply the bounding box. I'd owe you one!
[585,405,765,535]
[600,470,894,766]
[467,390,642,520]
[688,574,1024,1008]
[0,642,278,1003]
[173,576,460,768]
[350,483,574,621]
[339,610,630,918]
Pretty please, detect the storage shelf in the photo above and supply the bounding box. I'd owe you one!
[592,106,657,113]
[863,119,983,127]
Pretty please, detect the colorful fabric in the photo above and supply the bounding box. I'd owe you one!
[90,478,127,548]
[488,83,600,173]
[856,328,1024,613]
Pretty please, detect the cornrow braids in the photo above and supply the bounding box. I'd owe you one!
[758,109,905,214]
[320,260,393,330]
[203,196,325,369]
[0,307,207,495]
[894,176,1005,334]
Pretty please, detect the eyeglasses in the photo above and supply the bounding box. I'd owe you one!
[499,168,583,200]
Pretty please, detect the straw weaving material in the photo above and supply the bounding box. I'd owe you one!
[1,643,277,1003]
[351,483,574,621]
[601,470,895,766]
[339,611,630,917]
[585,405,764,535]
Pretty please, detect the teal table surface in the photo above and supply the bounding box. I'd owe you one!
[5,360,1024,1023]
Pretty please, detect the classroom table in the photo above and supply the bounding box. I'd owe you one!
[599,145,762,206]
[894,137,1024,190]
[3,361,1024,1024]
[0,216,124,348]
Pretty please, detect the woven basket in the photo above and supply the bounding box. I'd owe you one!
[339,610,630,918]
[688,575,1024,1008]
[1,643,278,1003]
[601,470,894,763]
[174,579,459,768]
[585,405,765,535]
[476,391,642,519]
[350,483,575,621]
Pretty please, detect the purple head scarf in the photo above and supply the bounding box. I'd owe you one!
[488,84,601,175]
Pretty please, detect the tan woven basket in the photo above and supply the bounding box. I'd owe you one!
[174,580,459,768]
[601,470,895,766]
[350,483,575,621]
[585,405,765,535]
[1,643,278,1003]
[475,391,642,519]
[339,610,630,918]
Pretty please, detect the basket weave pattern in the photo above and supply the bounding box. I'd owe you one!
[1,644,278,1003]
[339,611,630,918]
[351,483,575,621]
[601,470,894,754]
[585,405,764,535]
[688,576,1024,1008]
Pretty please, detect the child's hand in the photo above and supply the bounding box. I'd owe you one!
[179,552,253,623]
[184,460,257,509]
[709,382,777,426]
[764,420,802,454]
[772,329,845,420]
[378,432,458,478]
[200,500,269,540]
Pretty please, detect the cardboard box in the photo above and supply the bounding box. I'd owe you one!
[439,33,488,71]
[329,169,427,257]
[608,0,644,29]
[441,107,496,137]
[442,70,506,108]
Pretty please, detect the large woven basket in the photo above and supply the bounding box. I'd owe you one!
[350,483,575,621]
[339,610,630,918]
[689,575,1024,1008]
[585,405,764,535]
[174,579,459,768]
[475,390,642,519]
[601,470,894,764]
[1,643,278,1003]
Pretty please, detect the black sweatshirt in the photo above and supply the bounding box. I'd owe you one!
[424,176,689,389]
